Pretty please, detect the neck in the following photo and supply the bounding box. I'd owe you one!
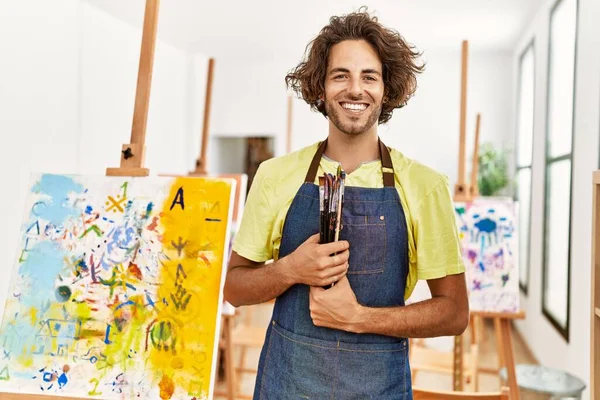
[324,126,379,174]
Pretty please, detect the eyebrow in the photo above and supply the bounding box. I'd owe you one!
[329,67,382,76]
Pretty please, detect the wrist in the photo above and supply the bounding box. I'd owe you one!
[276,255,298,286]
[349,304,368,334]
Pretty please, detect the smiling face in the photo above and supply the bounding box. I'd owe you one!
[323,39,385,137]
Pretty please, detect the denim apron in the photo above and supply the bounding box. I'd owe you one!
[253,138,412,399]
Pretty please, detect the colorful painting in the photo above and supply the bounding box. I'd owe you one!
[0,173,234,399]
[454,197,519,313]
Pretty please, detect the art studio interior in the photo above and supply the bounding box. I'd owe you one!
[0,0,599,399]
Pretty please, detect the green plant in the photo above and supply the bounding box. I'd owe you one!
[477,142,510,196]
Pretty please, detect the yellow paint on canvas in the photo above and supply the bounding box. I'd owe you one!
[149,177,231,399]
[95,294,152,379]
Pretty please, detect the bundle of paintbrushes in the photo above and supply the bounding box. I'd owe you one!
[318,165,346,246]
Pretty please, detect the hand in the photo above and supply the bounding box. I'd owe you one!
[284,233,349,287]
[309,276,363,332]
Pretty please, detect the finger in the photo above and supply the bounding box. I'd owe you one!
[320,263,349,280]
[323,272,344,287]
[306,233,321,243]
[335,249,350,264]
[336,274,351,286]
[309,286,324,304]
[321,250,349,268]
[319,240,349,254]
[310,285,325,295]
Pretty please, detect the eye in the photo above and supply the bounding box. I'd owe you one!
[364,76,377,81]
[334,74,347,79]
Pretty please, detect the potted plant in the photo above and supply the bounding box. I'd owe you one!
[477,142,511,196]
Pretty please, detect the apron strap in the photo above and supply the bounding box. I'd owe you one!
[304,139,329,184]
[304,137,396,187]
[379,139,395,187]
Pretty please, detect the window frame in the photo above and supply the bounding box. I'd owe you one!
[515,39,536,295]
[541,0,579,343]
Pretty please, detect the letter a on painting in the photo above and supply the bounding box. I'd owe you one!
[0,173,235,399]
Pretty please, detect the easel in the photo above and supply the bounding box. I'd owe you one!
[451,40,471,393]
[178,53,256,400]
[1,0,157,399]
[105,0,159,177]
[192,57,215,176]
[451,40,524,400]
[183,55,239,400]
[411,40,477,393]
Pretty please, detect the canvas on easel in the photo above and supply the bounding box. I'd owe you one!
[0,173,235,399]
[0,0,238,398]
[454,197,520,313]
[410,41,522,399]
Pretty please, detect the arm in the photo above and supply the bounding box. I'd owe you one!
[354,273,469,337]
[310,175,469,337]
[223,251,295,307]
[309,272,469,338]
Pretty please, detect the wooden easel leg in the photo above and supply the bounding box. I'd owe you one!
[471,343,480,392]
[453,335,464,391]
[480,315,487,343]
[223,315,236,400]
[500,319,519,400]
[237,346,248,393]
[470,314,478,345]
[495,317,505,371]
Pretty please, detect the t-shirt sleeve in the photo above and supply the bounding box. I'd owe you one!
[414,176,466,280]
[231,164,277,262]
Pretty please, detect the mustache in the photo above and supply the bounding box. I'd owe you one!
[338,98,369,103]
[334,94,370,103]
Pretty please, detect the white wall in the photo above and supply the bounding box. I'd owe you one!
[0,0,81,322]
[79,2,200,176]
[513,0,600,397]
[207,49,512,187]
[209,56,288,163]
[0,1,200,322]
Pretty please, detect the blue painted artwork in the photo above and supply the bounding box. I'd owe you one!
[455,197,519,312]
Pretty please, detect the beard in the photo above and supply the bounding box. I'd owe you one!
[324,97,382,136]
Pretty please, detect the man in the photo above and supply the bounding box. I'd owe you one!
[224,8,469,399]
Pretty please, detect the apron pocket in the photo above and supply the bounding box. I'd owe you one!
[336,338,411,399]
[342,214,387,274]
[259,321,338,399]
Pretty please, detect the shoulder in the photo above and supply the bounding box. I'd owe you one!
[389,147,450,207]
[251,142,321,206]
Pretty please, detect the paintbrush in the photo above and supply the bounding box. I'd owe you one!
[334,170,345,244]
[329,177,337,243]
[319,176,325,244]
[327,173,337,243]
[323,174,330,243]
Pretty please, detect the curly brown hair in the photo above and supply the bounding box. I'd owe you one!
[285,7,424,124]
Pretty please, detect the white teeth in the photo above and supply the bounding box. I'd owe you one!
[341,103,367,111]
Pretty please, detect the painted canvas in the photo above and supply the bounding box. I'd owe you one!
[454,197,519,313]
[0,173,234,399]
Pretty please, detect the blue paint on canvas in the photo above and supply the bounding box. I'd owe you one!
[31,174,84,225]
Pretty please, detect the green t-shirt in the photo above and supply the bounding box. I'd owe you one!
[232,142,465,300]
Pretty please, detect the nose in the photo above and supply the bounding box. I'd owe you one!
[348,76,363,98]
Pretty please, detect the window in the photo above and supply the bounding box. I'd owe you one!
[542,0,578,341]
[515,42,535,295]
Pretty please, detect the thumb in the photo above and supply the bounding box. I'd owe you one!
[306,233,320,243]
[335,275,350,288]
[309,285,325,297]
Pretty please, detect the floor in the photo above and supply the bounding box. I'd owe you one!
[213,301,539,399]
